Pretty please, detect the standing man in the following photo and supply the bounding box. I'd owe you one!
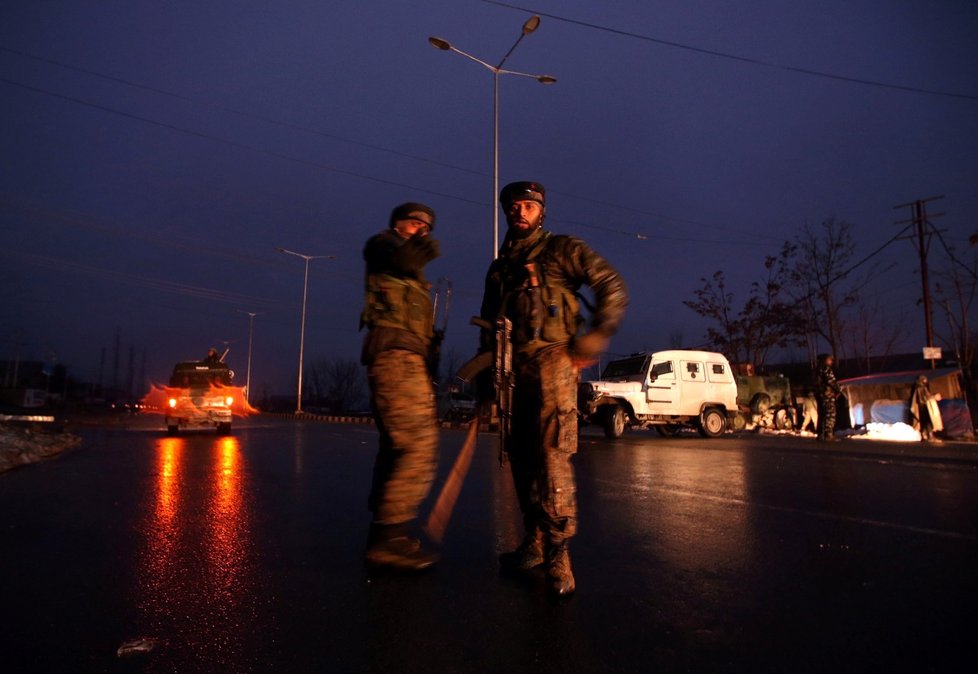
[908,374,943,442]
[479,181,628,597]
[814,353,842,441]
[798,388,819,435]
[361,202,441,571]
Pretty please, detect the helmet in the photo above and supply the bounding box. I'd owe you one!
[499,181,545,209]
[389,202,436,231]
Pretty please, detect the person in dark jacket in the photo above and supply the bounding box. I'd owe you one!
[479,181,628,597]
[361,202,441,571]
[908,374,943,441]
[814,353,842,441]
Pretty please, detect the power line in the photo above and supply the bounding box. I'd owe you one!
[0,46,773,240]
[481,1,978,101]
[0,46,484,179]
[0,76,484,208]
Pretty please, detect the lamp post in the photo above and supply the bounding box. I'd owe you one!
[429,15,555,259]
[277,248,335,414]
[236,310,258,404]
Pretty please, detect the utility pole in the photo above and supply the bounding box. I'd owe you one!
[895,195,945,369]
[237,310,258,404]
[112,327,120,394]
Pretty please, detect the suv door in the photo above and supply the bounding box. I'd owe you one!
[646,358,679,414]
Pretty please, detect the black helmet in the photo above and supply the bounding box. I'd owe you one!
[500,181,545,209]
[389,202,436,231]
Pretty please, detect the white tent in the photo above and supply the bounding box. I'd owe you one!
[838,368,973,438]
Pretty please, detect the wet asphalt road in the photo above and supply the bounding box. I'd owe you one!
[1,418,977,673]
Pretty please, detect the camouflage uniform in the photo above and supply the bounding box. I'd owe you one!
[366,349,438,524]
[481,224,627,581]
[814,356,841,441]
[360,203,441,570]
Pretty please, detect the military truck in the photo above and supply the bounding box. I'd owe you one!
[733,373,796,431]
[578,350,739,439]
[164,360,235,435]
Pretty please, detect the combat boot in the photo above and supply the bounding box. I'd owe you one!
[546,544,575,597]
[499,529,546,570]
[365,523,439,572]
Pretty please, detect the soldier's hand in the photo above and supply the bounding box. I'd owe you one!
[394,235,441,272]
[571,332,609,369]
[410,234,441,263]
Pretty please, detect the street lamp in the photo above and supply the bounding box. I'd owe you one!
[236,309,258,404]
[276,247,335,414]
[429,15,555,259]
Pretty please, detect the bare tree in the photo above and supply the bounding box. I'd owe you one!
[684,248,804,368]
[842,299,908,375]
[783,217,860,360]
[440,347,464,392]
[684,271,742,361]
[307,357,367,413]
[934,245,978,379]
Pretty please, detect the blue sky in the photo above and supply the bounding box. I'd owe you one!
[2,0,976,397]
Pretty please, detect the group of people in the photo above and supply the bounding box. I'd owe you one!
[355,180,945,598]
[359,181,628,598]
[798,353,942,443]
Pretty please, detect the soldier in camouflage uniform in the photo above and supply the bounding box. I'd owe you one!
[479,181,628,596]
[361,202,441,571]
[814,353,842,441]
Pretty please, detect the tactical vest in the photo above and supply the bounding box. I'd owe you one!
[361,273,433,342]
[497,232,583,347]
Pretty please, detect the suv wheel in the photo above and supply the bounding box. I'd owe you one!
[750,393,772,414]
[698,408,726,438]
[774,408,795,430]
[603,405,626,439]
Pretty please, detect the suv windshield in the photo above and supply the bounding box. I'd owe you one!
[169,363,233,388]
[601,355,650,379]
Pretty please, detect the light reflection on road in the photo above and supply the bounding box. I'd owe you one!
[134,435,259,671]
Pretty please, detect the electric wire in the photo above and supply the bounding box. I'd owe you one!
[0,46,769,241]
[481,0,978,101]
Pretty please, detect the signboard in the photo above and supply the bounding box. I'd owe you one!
[923,346,942,360]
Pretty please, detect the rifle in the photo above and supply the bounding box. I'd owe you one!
[456,316,514,465]
[427,278,452,380]
[493,316,514,462]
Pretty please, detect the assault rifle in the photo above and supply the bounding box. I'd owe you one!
[456,316,514,465]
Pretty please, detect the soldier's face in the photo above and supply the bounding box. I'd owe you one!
[394,213,432,239]
[506,200,544,234]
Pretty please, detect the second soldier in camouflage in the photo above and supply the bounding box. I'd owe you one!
[479,181,628,596]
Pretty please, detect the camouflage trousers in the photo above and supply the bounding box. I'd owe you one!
[817,395,837,440]
[507,346,579,546]
[367,349,438,525]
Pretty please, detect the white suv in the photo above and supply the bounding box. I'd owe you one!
[579,350,738,439]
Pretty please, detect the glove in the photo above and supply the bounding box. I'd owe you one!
[571,332,609,365]
[407,235,440,265]
[392,235,440,273]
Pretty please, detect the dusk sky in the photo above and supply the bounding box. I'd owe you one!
[2,1,976,398]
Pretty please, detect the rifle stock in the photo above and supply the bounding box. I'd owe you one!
[456,316,514,466]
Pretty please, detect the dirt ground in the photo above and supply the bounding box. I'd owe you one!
[0,422,82,474]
